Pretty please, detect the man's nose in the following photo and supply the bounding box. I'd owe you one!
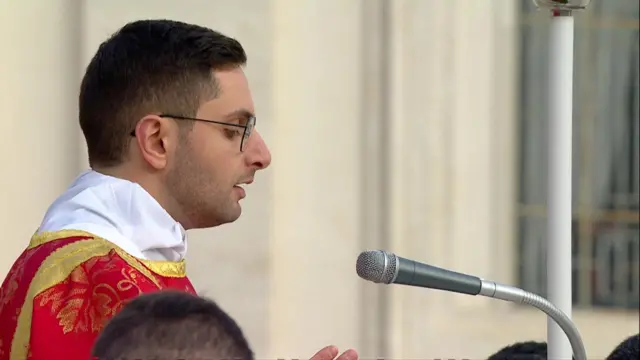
[244,130,271,170]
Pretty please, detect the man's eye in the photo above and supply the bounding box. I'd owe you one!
[224,128,242,138]
[236,117,249,127]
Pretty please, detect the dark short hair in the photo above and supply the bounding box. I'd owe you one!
[79,19,247,167]
[606,333,639,360]
[92,290,253,360]
[487,341,547,360]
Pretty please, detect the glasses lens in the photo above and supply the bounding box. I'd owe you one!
[241,117,255,151]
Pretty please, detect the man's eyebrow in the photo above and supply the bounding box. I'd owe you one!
[222,109,255,121]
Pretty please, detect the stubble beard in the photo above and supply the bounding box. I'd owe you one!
[167,146,239,229]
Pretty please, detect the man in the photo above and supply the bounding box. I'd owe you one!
[487,341,548,360]
[0,19,356,360]
[92,290,254,360]
[606,333,639,360]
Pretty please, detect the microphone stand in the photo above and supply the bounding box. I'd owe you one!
[356,250,589,359]
[531,1,590,359]
[480,280,587,360]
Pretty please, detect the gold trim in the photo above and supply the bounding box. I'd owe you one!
[27,229,95,250]
[11,239,115,360]
[27,230,186,277]
[10,238,165,360]
[137,258,186,278]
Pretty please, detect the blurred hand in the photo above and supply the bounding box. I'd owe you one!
[310,345,358,360]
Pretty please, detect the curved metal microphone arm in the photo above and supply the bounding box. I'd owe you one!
[479,280,587,360]
[355,250,587,360]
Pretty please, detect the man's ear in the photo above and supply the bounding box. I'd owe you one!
[133,115,176,170]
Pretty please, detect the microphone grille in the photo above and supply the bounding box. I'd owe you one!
[356,250,397,284]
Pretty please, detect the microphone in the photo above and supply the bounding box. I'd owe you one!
[356,250,587,360]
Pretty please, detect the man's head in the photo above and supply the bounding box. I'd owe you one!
[80,19,271,229]
[92,290,253,360]
[606,333,639,360]
[487,341,547,360]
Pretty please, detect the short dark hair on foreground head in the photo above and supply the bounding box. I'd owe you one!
[79,19,247,167]
[92,290,253,360]
[606,333,639,360]
[487,341,547,360]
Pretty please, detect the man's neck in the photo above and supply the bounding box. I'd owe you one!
[38,169,188,260]
[91,166,192,229]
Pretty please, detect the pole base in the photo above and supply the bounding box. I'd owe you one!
[532,0,590,11]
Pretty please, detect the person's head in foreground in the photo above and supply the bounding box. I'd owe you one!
[487,341,547,360]
[80,19,271,230]
[606,333,639,360]
[91,290,253,360]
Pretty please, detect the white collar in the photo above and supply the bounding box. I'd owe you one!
[37,170,187,261]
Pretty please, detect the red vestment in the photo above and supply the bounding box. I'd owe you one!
[0,230,196,360]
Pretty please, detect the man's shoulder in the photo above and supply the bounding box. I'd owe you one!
[1,230,98,299]
[27,229,104,252]
[3,230,124,286]
[24,230,163,288]
[0,231,164,360]
[1,230,162,306]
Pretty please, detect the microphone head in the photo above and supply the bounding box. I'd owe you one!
[355,250,397,284]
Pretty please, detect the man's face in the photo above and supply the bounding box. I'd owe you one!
[166,68,271,228]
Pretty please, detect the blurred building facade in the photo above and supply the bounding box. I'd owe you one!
[0,0,637,359]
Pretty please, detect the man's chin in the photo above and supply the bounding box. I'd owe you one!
[193,205,242,229]
[216,205,243,225]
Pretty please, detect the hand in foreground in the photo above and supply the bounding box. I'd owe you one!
[310,345,358,360]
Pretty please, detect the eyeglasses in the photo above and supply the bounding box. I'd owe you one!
[130,113,256,152]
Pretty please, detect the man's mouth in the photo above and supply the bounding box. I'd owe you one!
[233,184,246,199]
[235,178,254,187]
[233,178,253,199]
[239,178,254,185]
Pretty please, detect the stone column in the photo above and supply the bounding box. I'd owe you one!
[0,0,82,275]
[384,0,519,358]
[268,0,366,357]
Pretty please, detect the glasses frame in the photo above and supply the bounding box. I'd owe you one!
[130,114,256,152]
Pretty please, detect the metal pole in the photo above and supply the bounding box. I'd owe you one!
[547,10,575,360]
[531,1,590,359]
